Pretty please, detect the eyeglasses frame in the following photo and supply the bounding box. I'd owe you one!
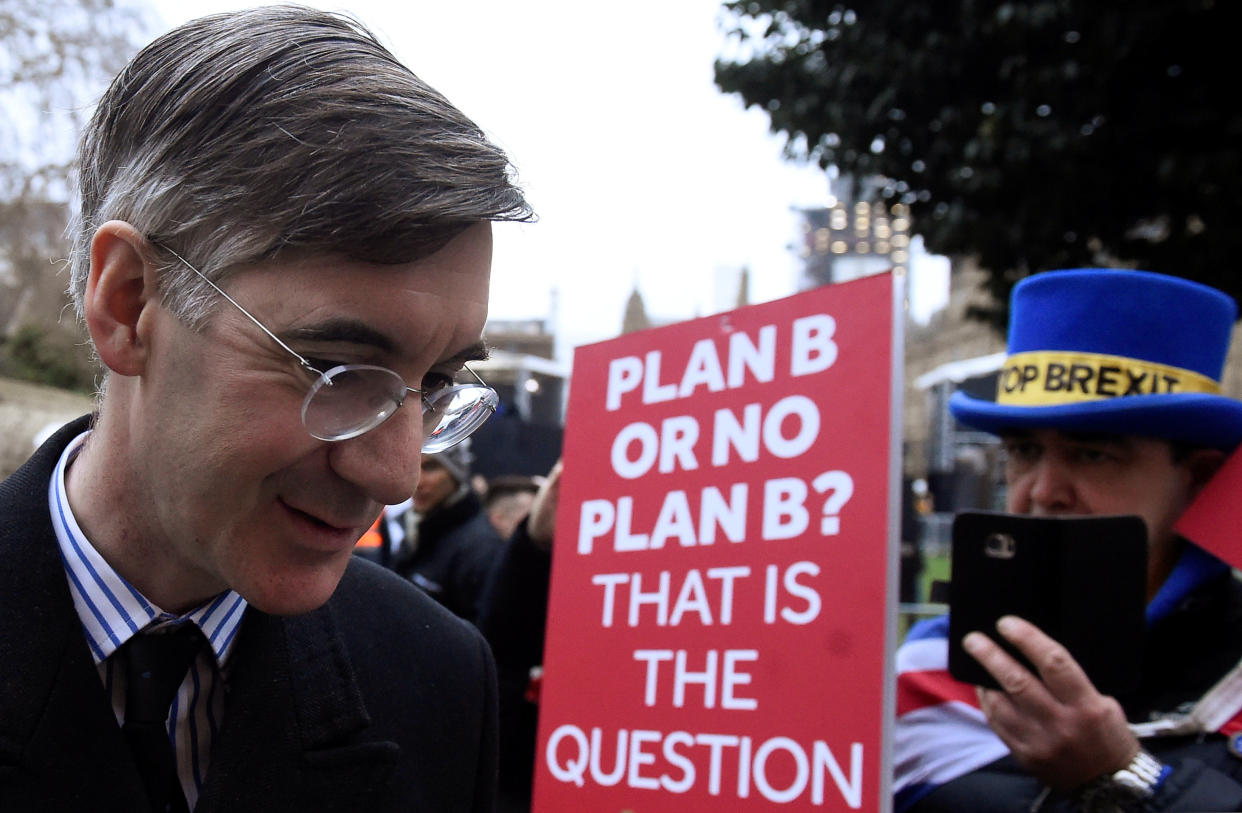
[156,243,496,444]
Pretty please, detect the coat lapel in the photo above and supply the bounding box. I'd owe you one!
[0,415,149,811]
[15,627,151,812]
[194,603,397,812]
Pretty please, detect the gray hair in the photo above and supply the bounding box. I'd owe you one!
[68,4,532,328]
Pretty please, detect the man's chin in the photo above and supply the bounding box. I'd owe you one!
[252,594,338,618]
[240,558,352,617]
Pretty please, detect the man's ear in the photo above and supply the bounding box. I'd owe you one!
[84,221,161,377]
[1186,447,1227,496]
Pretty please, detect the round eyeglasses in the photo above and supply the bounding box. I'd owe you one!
[160,245,497,452]
[301,362,498,451]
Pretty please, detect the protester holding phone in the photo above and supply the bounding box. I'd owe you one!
[895,269,1242,812]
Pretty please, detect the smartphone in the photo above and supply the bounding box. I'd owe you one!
[947,511,1147,697]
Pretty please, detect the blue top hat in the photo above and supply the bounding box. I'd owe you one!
[949,268,1242,450]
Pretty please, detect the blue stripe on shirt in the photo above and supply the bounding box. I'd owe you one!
[49,430,249,805]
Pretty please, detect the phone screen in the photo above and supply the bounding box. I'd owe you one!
[947,512,1147,697]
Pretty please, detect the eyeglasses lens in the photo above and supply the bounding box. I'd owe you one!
[302,366,406,442]
[302,365,497,451]
[421,385,499,453]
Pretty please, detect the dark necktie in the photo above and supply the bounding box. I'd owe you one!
[122,624,201,813]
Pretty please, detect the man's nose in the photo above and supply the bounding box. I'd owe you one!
[1025,457,1077,514]
[326,406,424,505]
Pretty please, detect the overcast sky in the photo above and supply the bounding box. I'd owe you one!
[147,0,947,362]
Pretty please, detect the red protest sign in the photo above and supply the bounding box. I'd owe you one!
[1175,443,1242,569]
[533,274,901,811]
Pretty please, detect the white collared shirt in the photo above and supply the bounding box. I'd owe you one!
[50,431,248,807]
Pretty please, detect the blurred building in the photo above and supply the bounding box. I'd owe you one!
[621,280,715,335]
[470,318,567,480]
[902,260,1005,485]
[794,188,1003,555]
[479,318,566,426]
[486,317,556,360]
[621,288,651,335]
[796,178,912,289]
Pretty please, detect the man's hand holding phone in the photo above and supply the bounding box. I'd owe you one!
[963,615,1141,790]
[944,512,1151,791]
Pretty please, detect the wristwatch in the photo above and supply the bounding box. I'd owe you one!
[1076,749,1169,811]
[1110,749,1167,798]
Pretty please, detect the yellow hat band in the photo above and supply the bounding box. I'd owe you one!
[996,350,1221,407]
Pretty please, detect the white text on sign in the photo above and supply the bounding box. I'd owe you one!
[577,473,855,554]
[604,314,838,411]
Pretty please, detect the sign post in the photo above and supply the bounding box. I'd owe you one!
[533,274,903,811]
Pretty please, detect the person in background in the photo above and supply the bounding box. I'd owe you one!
[391,440,504,622]
[478,460,561,813]
[895,269,1242,812]
[483,474,542,539]
[0,7,530,811]
[899,476,926,604]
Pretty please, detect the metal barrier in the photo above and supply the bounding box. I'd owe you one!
[896,602,948,641]
[898,602,947,618]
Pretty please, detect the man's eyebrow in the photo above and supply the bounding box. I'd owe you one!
[1063,431,1128,446]
[282,323,489,366]
[282,319,396,353]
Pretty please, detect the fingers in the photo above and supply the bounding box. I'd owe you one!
[964,617,1138,789]
[962,615,1095,709]
[962,628,1052,708]
[993,616,1096,704]
[527,459,562,549]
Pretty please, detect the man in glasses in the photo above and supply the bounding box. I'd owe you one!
[0,7,530,813]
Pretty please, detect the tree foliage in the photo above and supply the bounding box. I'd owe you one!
[0,0,148,388]
[715,0,1242,327]
[0,0,145,199]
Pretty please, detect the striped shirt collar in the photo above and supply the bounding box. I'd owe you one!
[49,430,248,665]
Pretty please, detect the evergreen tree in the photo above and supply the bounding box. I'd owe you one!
[715,1,1241,326]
